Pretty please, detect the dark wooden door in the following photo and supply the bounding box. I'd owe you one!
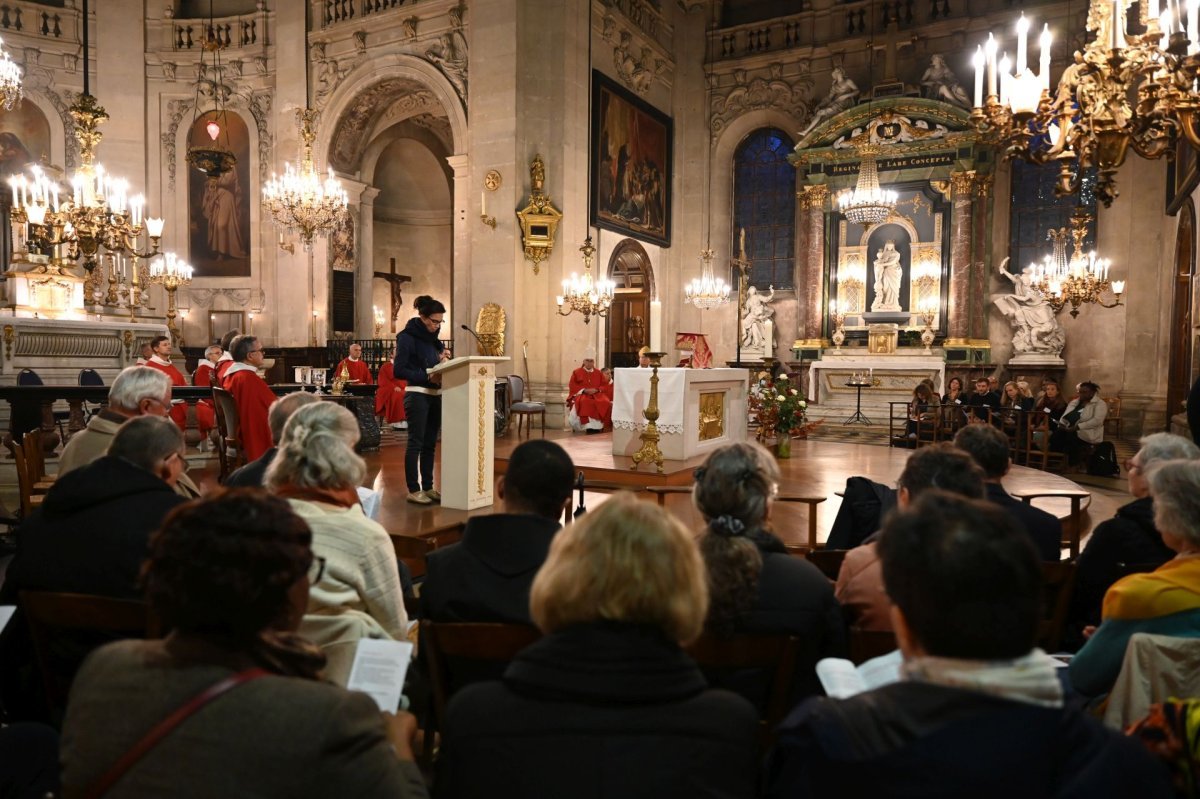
[606,240,655,368]
[1167,200,1195,428]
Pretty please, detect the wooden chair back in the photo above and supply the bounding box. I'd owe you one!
[210,385,244,480]
[5,438,40,518]
[1024,410,1064,472]
[1012,489,1089,559]
[848,627,898,665]
[686,632,801,749]
[21,429,53,492]
[422,621,542,729]
[1038,560,1077,652]
[19,590,160,713]
[805,548,848,582]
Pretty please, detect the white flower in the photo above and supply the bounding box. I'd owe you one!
[799,400,807,409]
[789,389,798,396]
[776,394,786,401]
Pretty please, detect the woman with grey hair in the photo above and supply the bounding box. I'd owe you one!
[1069,459,1200,698]
[1069,432,1200,638]
[266,402,408,684]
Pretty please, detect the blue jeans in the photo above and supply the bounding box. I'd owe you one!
[404,392,441,492]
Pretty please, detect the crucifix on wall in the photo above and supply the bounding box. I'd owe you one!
[373,257,412,333]
[869,16,916,97]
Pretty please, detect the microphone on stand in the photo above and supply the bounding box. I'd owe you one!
[461,324,485,354]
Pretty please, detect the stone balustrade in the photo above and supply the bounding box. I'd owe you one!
[0,2,75,42]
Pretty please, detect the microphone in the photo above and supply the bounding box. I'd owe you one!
[461,324,485,353]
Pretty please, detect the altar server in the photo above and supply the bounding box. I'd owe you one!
[144,335,214,440]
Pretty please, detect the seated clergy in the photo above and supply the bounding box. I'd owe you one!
[225,391,320,488]
[375,347,407,430]
[766,492,1174,798]
[214,328,240,382]
[422,440,575,624]
[335,342,373,385]
[58,366,201,499]
[143,334,215,441]
[221,335,276,463]
[567,348,612,433]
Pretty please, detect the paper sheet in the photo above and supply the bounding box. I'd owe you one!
[346,638,414,712]
[0,606,14,636]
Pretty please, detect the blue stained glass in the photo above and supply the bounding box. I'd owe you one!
[1009,160,1097,276]
[733,128,796,290]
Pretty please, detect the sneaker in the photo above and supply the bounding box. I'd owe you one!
[392,421,408,430]
[425,489,442,502]
[406,490,433,505]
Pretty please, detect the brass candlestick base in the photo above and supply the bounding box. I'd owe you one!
[631,351,666,474]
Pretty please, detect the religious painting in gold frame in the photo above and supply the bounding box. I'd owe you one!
[698,391,725,441]
[188,111,251,278]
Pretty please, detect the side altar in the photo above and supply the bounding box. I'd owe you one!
[612,367,748,461]
[806,350,944,422]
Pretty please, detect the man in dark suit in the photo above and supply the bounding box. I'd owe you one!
[954,424,1062,561]
[422,440,575,623]
[965,376,1001,421]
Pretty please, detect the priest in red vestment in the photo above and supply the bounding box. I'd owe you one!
[144,335,215,439]
[221,335,276,462]
[375,349,407,429]
[567,350,612,433]
[193,344,222,444]
[334,342,373,385]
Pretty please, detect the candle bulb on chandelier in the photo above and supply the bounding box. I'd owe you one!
[1039,25,1052,90]
[1150,0,1161,19]
[1113,0,1125,49]
[985,33,998,97]
[972,46,985,106]
[1016,14,1029,73]
[998,53,1012,105]
[1189,0,1199,53]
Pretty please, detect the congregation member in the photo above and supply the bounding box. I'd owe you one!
[1069,460,1200,699]
[225,392,320,488]
[334,342,373,384]
[965,376,1000,421]
[566,348,612,433]
[953,424,1062,561]
[222,334,276,462]
[902,382,936,440]
[422,439,574,624]
[1051,380,1107,464]
[693,442,845,700]
[58,366,201,499]
[943,375,965,405]
[214,328,239,382]
[394,295,450,505]
[436,493,759,799]
[135,342,152,366]
[1069,433,1200,637]
[265,402,408,685]
[143,334,215,441]
[375,345,407,430]
[766,492,1174,797]
[59,492,429,799]
[836,444,984,631]
[1035,377,1069,424]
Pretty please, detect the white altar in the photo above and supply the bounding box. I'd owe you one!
[612,367,748,461]
[806,352,945,422]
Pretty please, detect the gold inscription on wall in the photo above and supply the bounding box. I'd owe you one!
[698,392,725,441]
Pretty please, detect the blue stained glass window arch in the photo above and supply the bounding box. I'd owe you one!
[732,128,796,290]
[1009,160,1098,275]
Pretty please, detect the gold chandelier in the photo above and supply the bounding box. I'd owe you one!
[0,35,23,110]
[838,144,898,226]
[262,109,348,249]
[1029,208,1125,316]
[685,248,732,310]
[556,236,615,324]
[971,1,1200,206]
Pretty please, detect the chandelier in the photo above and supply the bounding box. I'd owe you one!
[185,0,236,179]
[838,145,898,226]
[148,252,193,345]
[971,2,1200,206]
[0,35,22,110]
[262,109,348,249]
[1029,208,1126,317]
[685,248,732,310]
[556,236,615,324]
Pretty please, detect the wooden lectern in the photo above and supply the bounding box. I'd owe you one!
[428,355,509,510]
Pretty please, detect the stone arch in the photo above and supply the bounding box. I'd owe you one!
[9,92,66,169]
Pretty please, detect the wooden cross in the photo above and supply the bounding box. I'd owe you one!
[373,257,412,333]
[870,18,916,85]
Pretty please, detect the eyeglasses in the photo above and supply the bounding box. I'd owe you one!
[425,317,444,326]
[307,555,327,585]
[248,348,264,354]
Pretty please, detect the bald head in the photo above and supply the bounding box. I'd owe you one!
[268,392,321,444]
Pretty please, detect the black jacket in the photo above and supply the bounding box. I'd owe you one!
[766,681,1174,798]
[1,456,187,602]
[393,317,444,390]
[224,447,277,488]
[436,621,759,799]
[826,476,897,550]
[966,390,1002,420]
[422,514,560,624]
[984,483,1063,562]
[1189,375,1200,447]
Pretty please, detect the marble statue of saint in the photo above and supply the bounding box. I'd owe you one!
[798,67,859,140]
[871,241,903,311]
[921,55,971,108]
[993,258,1066,356]
[741,285,775,350]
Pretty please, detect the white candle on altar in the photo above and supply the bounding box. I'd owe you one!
[1150,0,1160,19]
[649,300,662,352]
[1016,14,1029,74]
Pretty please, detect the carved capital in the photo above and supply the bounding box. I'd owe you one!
[800,184,829,211]
[950,170,977,198]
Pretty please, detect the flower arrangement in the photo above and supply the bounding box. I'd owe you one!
[749,372,819,455]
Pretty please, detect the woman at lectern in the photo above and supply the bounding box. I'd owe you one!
[394,295,450,506]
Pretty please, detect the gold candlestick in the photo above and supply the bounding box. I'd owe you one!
[630,351,666,474]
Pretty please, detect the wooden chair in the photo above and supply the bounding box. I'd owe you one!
[1024,410,1066,472]
[389,524,465,580]
[1011,488,1089,559]
[804,548,849,582]
[210,386,245,481]
[848,627,898,665]
[1102,396,1123,441]
[506,375,545,436]
[20,590,160,715]
[685,633,801,749]
[5,438,44,518]
[21,429,55,495]
[1038,560,1077,652]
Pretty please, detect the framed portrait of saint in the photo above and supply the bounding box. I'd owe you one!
[188,111,252,278]
[590,70,672,247]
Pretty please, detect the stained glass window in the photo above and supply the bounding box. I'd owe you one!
[1009,160,1097,275]
[732,128,796,290]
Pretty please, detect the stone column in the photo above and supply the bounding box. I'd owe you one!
[797,184,828,344]
[446,153,471,354]
[970,174,993,342]
[946,170,976,343]
[355,186,381,337]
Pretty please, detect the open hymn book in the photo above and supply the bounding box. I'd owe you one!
[815,649,903,699]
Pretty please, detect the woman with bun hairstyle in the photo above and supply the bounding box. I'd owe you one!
[693,442,845,704]
[393,295,450,505]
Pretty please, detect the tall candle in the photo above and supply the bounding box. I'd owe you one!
[1189,0,1199,53]
[1115,0,1126,48]
[1039,25,1052,90]
[1016,14,1030,74]
[1150,0,1160,19]
[972,46,984,107]
[985,34,998,98]
[649,300,662,351]
[481,189,486,216]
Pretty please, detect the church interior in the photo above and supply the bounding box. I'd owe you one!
[0,0,1198,794]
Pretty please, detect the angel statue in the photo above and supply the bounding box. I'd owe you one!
[921,55,971,108]
[798,67,859,140]
[992,258,1066,356]
[741,285,776,350]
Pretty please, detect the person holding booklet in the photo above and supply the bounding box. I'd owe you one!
[394,295,450,505]
[766,492,1174,798]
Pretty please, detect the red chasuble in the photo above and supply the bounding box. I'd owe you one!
[568,367,613,428]
[334,357,373,385]
[145,357,214,435]
[193,362,219,438]
[222,365,276,462]
[375,362,407,422]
